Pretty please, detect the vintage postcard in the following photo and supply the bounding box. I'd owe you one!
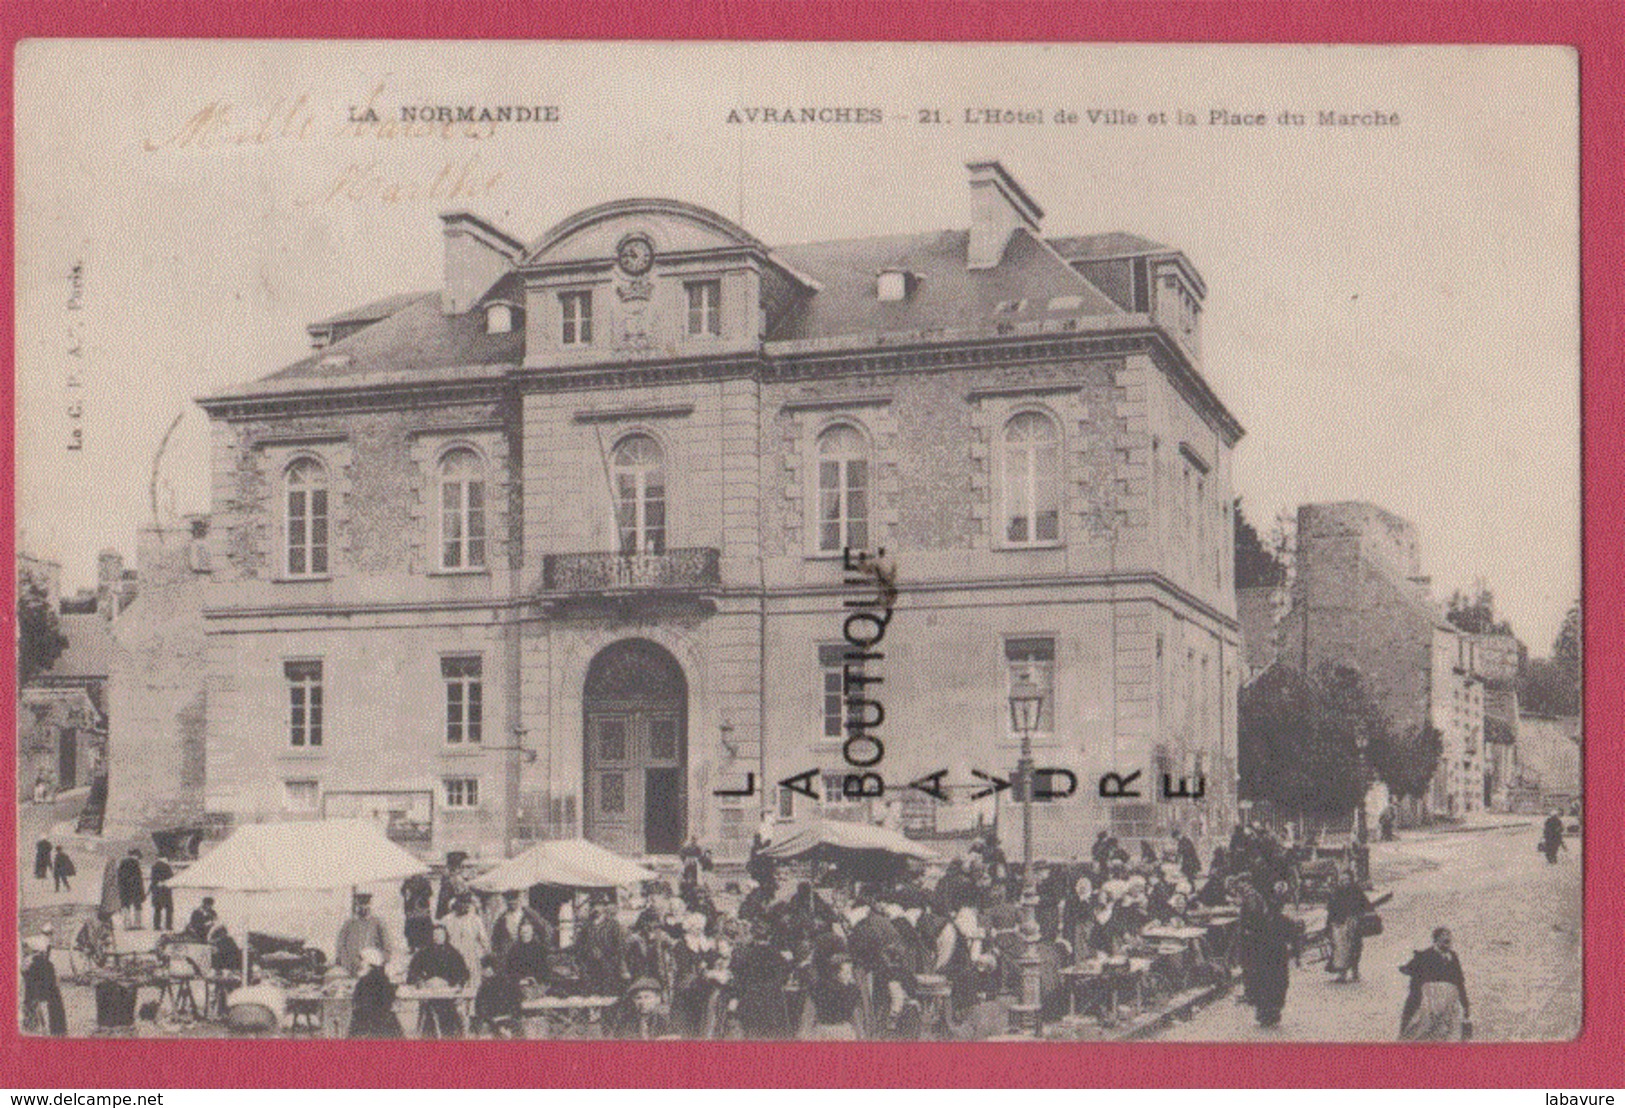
[13,40,1579,1046]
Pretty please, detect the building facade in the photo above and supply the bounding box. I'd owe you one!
[1428,625,1486,818]
[189,161,1244,860]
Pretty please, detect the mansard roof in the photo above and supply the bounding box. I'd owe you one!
[308,290,435,329]
[769,226,1122,342]
[236,273,527,396]
[208,218,1160,401]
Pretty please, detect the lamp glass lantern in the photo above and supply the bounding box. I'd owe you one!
[1009,673,1044,736]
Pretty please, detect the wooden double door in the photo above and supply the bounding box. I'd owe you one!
[585,706,686,856]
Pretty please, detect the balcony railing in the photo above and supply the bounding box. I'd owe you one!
[543,547,721,592]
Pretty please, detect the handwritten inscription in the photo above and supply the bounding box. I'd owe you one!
[308,153,503,208]
[143,82,561,153]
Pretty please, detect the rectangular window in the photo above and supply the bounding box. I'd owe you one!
[283,779,319,813]
[442,655,483,744]
[822,771,855,807]
[778,786,796,820]
[1005,637,1056,736]
[685,279,721,337]
[560,290,593,345]
[285,660,323,747]
[819,644,858,741]
[444,777,480,809]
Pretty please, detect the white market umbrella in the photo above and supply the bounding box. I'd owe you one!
[471,838,656,892]
[170,819,429,980]
[762,817,938,861]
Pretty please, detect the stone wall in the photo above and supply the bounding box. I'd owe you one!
[104,524,210,837]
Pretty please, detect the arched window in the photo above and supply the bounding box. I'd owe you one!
[816,424,869,553]
[612,435,666,555]
[439,448,486,570]
[284,458,329,576]
[1002,411,1061,544]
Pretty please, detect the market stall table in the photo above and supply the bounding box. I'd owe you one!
[1059,956,1151,1025]
[521,995,618,1038]
[1140,925,1214,990]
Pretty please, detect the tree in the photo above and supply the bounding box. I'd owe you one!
[1552,600,1580,682]
[1239,662,1382,815]
[1520,601,1581,717]
[1444,582,1515,638]
[1369,722,1443,800]
[17,574,66,687]
[1234,498,1287,589]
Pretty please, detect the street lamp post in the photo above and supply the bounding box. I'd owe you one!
[1008,674,1045,1037]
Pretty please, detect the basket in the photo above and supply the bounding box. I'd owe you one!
[94,981,138,1029]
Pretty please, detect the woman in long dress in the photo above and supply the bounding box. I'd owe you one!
[1244,897,1300,1028]
[1325,871,1372,983]
[1399,927,1470,1039]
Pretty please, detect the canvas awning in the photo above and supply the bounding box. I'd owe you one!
[471,838,657,892]
[169,818,429,893]
[761,818,937,861]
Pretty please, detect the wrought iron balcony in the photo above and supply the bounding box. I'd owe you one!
[543,547,721,592]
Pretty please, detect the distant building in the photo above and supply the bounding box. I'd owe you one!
[17,686,103,801]
[1428,625,1485,818]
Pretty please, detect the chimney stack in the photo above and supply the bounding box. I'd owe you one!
[966,160,1044,270]
[440,212,524,314]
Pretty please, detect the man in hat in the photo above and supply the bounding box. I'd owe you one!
[149,856,175,932]
[184,896,218,941]
[614,976,671,1039]
[400,871,435,953]
[51,845,75,893]
[21,934,66,1036]
[577,893,629,998]
[335,892,392,976]
[116,848,146,929]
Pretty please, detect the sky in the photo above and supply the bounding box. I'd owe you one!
[13,42,1580,651]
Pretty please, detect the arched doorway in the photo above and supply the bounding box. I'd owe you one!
[583,639,687,855]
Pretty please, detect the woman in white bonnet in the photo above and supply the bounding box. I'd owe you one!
[349,946,404,1038]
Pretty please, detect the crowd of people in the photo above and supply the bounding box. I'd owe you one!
[23,817,1482,1041]
[311,821,1373,1040]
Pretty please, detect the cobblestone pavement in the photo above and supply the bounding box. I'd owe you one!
[1154,820,1582,1042]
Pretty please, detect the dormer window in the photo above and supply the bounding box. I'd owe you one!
[685,280,721,337]
[560,290,593,346]
[485,303,518,334]
[876,270,914,303]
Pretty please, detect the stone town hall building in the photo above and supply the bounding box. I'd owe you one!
[187,161,1244,861]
